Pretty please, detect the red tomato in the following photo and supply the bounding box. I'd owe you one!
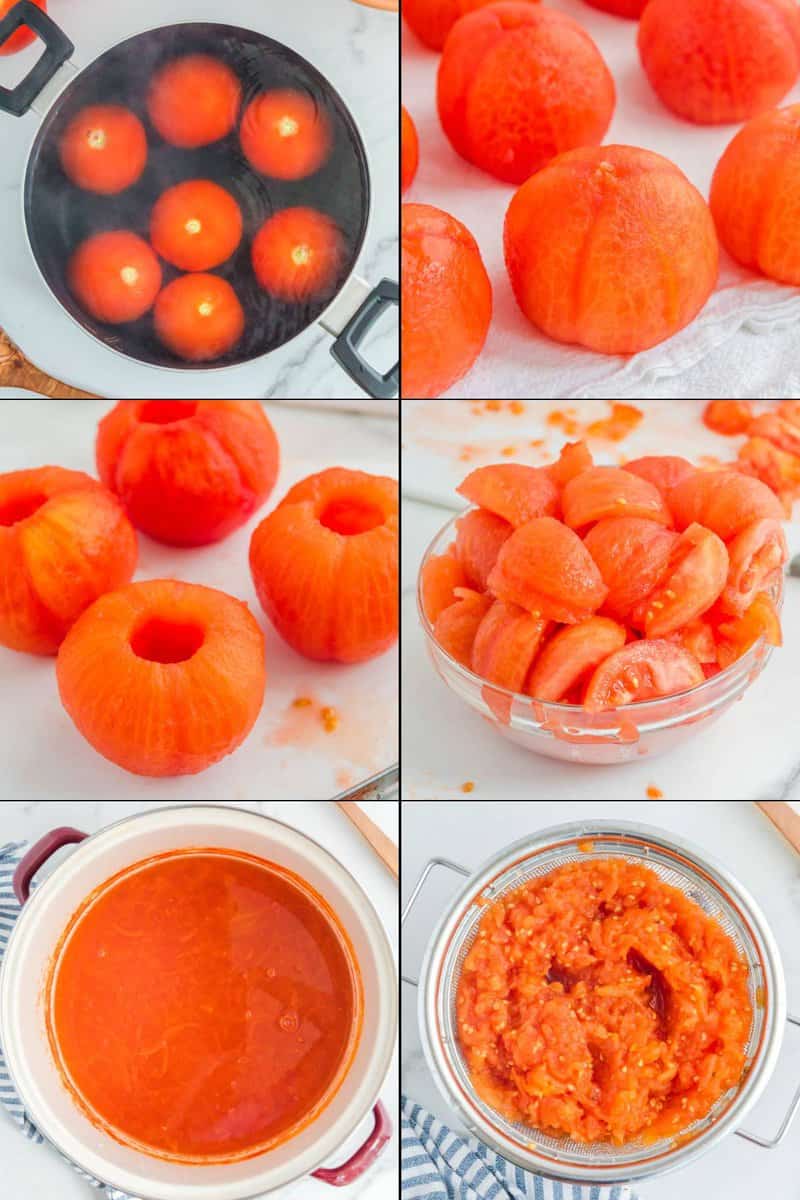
[584,639,705,711]
[0,0,44,55]
[721,518,787,615]
[526,617,626,702]
[717,593,782,669]
[154,274,244,362]
[251,207,345,303]
[150,180,242,272]
[631,523,729,637]
[240,90,332,180]
[68,231,161,324]
[401,106,419,194]
[147,55,241,148]
[59,105,147,194]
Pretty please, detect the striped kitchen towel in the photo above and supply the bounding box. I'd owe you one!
[401,1097,638,1200]
[0,841,135,1200]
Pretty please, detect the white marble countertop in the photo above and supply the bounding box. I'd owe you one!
[401,799,800,1199]
[0,798,398,1200]
[401,399,800,800]
[0,0,398,398]
[0,400,398,800]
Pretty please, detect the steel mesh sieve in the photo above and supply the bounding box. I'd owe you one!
[419,822,786,1185]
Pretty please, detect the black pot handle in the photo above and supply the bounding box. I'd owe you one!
[0,0,73,117]
[330,278,399,399]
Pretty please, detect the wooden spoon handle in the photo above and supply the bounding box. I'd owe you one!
[0,328,100,398]
[336,800,399,879]
[756,801,800,856]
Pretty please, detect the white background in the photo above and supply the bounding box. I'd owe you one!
[0,798,398,1200]
[0,400,398,800]
[401,799,800,1200]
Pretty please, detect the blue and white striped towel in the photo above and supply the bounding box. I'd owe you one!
[0,841,134,1200]
[401,1097,638,1200]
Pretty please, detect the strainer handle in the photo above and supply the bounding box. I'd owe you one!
[736,1012,800,1150]
[401,857,471,986]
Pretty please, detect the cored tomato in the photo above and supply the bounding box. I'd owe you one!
[147,54,241,148]
[59,105,147,195]
[154,273,244,361]
[68,231,161,324]
[0,0,44,55]
[584,639,705,711]
[251,207,344,303]
[150,179,242,272]
[239,90,332,179]
[630,523,729,637]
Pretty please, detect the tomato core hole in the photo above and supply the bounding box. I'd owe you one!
[131,617,205,664]
[0,492,47,526]
[139,401,198,425]
[320,497,385,535]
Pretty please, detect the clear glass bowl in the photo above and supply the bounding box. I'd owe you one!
[417,513,781,766]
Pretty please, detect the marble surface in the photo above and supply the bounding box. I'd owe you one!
[0,400,398,800]
[401,799,800,1199]
[0,798,398,1200]
[0,0,398,398]
[402,0,800,399]
[401,399,800,800]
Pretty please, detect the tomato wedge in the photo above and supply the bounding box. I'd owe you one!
[666,619,717,665]
[669,470,784,539]
[472,599,548,692]
[630,523,728,637]
[584,640,705,711]
[721,518,787,616]
[457,464,558,527]
[488,516,608,624]
[420,550,469,624]
[737,437,800,498]
[583,517,679,620]
[433,588,493,667]
[526,617,626,702]
[562,467,673,529]
[547,440,594,490]
[455,508,513,590]
[747,412,800,457]
[717,593,782,669]
[623,455,695,497]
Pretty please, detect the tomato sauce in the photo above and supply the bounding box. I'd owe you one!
[456,858,752,1144]
[47,849,362,1162]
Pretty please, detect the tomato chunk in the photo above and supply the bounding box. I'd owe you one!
[630,523,728,637]
[420,551,469,624]
[746,412,800,457]
[547,440,594,490]
[583,517,679,620]
[702,401,753,436]
[669,470,783,540]
[623,455,695,498]
[455,508,513,590]
[433,588,493,667]
[562,467,673,529]
[584,640,705,711]
[721,518,787,616]
[737,438,800,499]
[488,517,608,624]
[717,593,782,669]
[472,600,548,692]
[526,617,626,702]
[457,464,558,527]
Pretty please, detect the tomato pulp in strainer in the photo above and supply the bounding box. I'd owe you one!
[456,858,752,1144]
[46,848,363,1162]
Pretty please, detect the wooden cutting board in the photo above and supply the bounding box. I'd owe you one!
[756,802,800,855]
[0,329,99,398]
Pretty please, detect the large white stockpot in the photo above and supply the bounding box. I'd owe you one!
[0,805,397,1199]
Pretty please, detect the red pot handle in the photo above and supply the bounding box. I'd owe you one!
[312,1101,392,1187]
[13,827,88,904]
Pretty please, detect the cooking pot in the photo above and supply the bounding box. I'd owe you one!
[403,820,800,1187]
[0,3,398,397]
[0,805,397,1199]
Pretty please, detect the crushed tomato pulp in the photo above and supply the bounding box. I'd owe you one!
[456,859,752,1144]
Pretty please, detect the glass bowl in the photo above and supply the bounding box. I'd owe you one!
[417,513,781,766]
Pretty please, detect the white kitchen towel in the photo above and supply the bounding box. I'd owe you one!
[0,841,135,1200]
[401,1097,638,1200]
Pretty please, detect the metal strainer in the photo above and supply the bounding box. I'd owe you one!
[403,821,800,1187]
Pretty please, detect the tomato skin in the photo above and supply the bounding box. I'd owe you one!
[721,518,787,616]
[526,616,626,702]
[630,522,729,637]
[0,0,45,55]
[584,639,705,711]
